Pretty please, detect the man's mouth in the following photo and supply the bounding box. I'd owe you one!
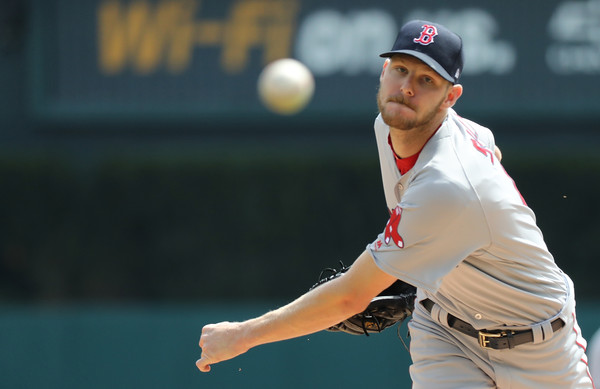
[388,97,414,111]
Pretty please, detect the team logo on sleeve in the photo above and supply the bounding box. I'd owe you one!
[384,206,404,248]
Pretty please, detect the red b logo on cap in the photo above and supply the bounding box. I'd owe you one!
[413,24,438,46]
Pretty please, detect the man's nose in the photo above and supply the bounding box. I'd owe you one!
[398,77,415,97]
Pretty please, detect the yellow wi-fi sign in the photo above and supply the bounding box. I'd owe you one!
[97,0,299,75]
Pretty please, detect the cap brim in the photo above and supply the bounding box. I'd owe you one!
[379,50,454,83]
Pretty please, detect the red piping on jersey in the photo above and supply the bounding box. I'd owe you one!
[572,312,596,388]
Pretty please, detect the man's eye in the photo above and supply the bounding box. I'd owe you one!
[423,76,433,84]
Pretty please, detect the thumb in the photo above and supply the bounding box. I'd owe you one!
[196,357,211,373]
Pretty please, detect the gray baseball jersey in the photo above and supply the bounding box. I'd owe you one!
[367,108,566,329]
[367,109,593,386]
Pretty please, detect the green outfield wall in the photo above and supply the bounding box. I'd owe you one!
[0,302,599,389]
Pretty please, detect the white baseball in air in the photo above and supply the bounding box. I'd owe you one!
[257,58,315,115]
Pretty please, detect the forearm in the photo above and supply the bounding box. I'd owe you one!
[241,277,366,349]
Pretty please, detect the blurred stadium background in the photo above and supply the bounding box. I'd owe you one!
[1,0,599,387]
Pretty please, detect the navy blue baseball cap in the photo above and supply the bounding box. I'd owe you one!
[380,20,464,84]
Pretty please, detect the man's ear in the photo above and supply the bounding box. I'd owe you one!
[443,84,463,108]
[380,58,390,82]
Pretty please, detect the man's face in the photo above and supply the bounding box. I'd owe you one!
[377,54,453,131]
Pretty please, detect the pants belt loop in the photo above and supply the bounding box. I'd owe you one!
[531,323,544,344]
[431,303,450,328]
[541,320,555,342]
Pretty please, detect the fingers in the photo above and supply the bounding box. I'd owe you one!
[196,356,211,372]
[197,324,220,373]
[197,327,211,372]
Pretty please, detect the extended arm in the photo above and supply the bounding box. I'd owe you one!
[196,250,397,372]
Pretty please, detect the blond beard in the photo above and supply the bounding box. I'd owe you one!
[377,88,446,131]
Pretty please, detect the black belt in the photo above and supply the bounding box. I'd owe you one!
[421,299,564,350]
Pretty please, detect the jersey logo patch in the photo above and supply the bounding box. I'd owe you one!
[384,206,404,248]
[413,24,438,46]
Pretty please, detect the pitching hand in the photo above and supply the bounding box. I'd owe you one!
[196,321,250,372]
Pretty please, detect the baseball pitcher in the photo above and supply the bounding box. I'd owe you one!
[196,20,594,388]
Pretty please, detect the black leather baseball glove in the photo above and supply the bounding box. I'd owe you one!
[309,262,416,336]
